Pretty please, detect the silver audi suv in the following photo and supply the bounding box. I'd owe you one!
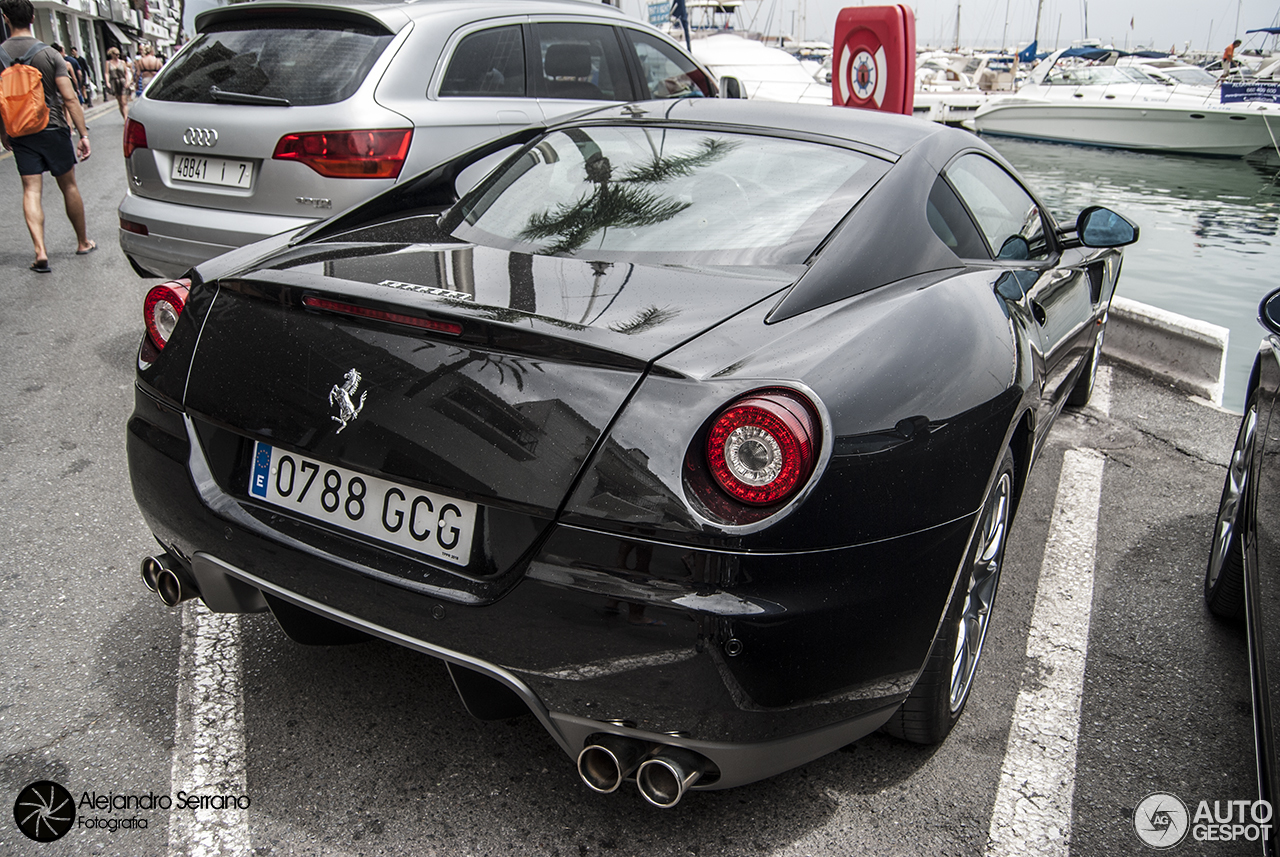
[118,0,717,277]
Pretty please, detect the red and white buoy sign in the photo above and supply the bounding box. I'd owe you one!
[832,5,915,115]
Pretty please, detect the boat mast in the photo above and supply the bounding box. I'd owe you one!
[953,1,961,50]
[1034,0,1044,45]
[1002,0,1010,52]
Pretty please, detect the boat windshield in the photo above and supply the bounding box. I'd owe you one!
[445,125,887,266]
[1044,65,1153,86]
[1161,66,1218,86]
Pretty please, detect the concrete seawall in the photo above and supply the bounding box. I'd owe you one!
[1104,296,1231,408]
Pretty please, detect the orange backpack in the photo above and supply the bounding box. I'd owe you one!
[0,42,51,138]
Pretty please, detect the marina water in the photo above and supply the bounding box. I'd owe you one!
[986,136,1280,413]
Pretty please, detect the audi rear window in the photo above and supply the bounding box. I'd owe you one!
[148,18,393,106]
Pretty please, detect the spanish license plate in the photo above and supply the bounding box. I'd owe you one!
[170,154,253,188]
[248,442,476,566]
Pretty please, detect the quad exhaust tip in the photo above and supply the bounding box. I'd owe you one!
[578,736,709,807]
[141,554,197,607]
[636,748,706,808]
[140,555,165,593]
[577,735,649,794]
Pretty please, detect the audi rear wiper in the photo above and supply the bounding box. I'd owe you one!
[209,86,291,107]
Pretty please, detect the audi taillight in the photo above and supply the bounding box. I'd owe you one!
[272,129,412,178]
[123,118,147,159]
[704,390,820,506]
[143,280,190,350]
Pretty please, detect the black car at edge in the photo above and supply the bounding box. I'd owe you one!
[128,99,1138,807]
[1207,287,1280,852]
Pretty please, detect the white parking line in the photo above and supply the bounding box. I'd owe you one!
[985,447,1106,857]
[169,602,251,857]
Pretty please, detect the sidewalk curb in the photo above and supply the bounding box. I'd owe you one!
[1104,296,1230,408]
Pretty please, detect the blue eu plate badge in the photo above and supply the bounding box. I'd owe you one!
[250,443,272,498]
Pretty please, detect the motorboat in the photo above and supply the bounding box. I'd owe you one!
[913,51,1022,125]
[1118,55,1221,88]
[690,33,831,104]
[972,48,1280,157]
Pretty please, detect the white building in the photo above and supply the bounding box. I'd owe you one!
[26,0,182,97]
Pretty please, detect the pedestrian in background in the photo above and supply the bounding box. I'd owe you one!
[0,0,95,272]
[68,46,90,105]
[1223,39,1242,73]
[133,43,161,98]
[49,43,78,124]
[104,45,129,119]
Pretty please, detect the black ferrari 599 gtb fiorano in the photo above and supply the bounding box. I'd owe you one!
[128,99,1137,807]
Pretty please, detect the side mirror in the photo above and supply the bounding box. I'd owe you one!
[720,76,744,99]
[1260,288,1280,336]
[996,234,1031,260]
[1076,206,1139,248]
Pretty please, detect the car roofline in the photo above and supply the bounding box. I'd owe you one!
[195,0,643,33]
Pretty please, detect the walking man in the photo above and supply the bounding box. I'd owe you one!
[0,0,94,272]
[67,46,90,105]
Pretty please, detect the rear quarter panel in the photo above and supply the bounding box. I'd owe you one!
[563,268,1030,550]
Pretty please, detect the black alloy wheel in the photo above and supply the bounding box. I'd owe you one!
[884,448,1015,743]
[1205,393,1258,620]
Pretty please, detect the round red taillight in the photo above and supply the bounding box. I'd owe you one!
[705,391,819,506]
[143,280,191,350]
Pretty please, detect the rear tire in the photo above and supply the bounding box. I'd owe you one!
[1205,394,1257,621]
[883,448,1015,743]
[1067,314,1106,407]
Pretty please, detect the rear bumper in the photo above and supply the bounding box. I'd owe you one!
[118,190,317,278]
[128,385,977,789]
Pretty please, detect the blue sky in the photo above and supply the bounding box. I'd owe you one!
[626,0,1280,54]
[184,0,1280,56]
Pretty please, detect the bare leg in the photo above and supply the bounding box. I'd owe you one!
[53,168,92,251]
[19,173,47,264]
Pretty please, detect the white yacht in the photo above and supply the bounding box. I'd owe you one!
[972,48,1280,157]
[691,33,831,104]
[913,51,1020,125]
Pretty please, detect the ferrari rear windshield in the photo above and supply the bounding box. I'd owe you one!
[445,125,888,266]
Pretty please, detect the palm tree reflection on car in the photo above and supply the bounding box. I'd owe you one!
[518,136,736,256]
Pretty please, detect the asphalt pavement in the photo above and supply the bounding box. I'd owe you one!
[0,103,1262,856]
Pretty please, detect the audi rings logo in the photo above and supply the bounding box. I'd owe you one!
[182,127,219,147]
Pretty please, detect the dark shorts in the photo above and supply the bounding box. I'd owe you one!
[11,126,76,177]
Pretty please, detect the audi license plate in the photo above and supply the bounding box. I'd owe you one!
[171,154,253,188]
[248,442,476,566]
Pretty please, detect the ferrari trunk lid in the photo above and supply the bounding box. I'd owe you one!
[180,242,793,578]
